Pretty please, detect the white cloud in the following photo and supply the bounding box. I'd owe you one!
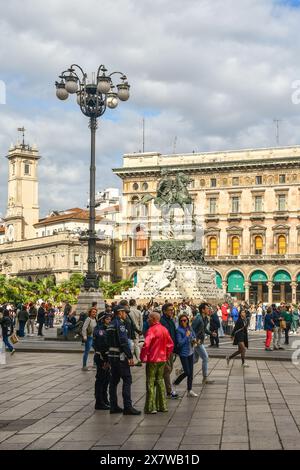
[1,0,300,216]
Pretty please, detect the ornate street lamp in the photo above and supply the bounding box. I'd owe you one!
[55,64,130,292]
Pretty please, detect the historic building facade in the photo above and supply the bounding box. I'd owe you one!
[113,146,300,304]
[0,141,117,283]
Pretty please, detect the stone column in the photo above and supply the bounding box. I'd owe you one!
[280,283,285,303]
[244,281,250,304]
[267,281,274,305]
[257,282,263,303]
[291,281,297,304]
[222,281,228,296]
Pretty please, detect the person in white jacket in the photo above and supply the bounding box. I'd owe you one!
[129,299,143,366]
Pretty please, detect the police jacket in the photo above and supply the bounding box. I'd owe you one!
[93,322,109,361]
[107,316,133,361]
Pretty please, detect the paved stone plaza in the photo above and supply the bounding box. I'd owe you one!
[1,352,300,450]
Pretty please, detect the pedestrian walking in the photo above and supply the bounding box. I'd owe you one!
[272,305,284,350]
[93,312,112,410]
[173,314,198,397]
[107,304,141,415]
[217,304,224,337]
[140,311,174,414]
[0,308,16,355]
[160,303,179,399]
[192,303,215,385]
[264,306,274,351]
[280,304,292,345]
[256,304,263,331]
[17,305,29,337]
[37,302,46,336]
[27,302,37,336]
[226,309,249,367]
[209,306,220,347]
[129,299,143,366]
[82,307,97,371]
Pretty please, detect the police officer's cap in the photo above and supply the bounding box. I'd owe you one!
[114,304,127,314]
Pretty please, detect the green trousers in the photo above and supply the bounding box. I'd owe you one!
[145,362,167,413]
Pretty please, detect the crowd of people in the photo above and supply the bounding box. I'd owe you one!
[1,297,300,416]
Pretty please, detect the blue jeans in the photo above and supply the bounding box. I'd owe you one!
[82,336,93,367]
[3,336,14,352]
[173,354,194,391]
[256,315,262,331]
[194,343,209,378]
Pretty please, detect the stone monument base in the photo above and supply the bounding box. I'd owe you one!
[119,260,225,304]
[76,288,105,314]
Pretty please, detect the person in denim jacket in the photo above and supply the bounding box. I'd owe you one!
[173,314,198,397]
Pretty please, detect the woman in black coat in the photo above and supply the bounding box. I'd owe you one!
[226,309,249,368]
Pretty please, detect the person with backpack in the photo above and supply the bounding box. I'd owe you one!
[82,307,97,371]
[93,312,112,410]
[0,308,16,355]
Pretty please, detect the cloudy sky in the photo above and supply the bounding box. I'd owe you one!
[1,0,300,217]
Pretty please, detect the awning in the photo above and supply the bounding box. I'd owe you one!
[250,270,268,283]
[216,272,222,289]
[227,271,245,293]
[273,270,291,283]
[297,273,300,283]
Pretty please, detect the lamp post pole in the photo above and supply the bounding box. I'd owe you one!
[55,64,130,295]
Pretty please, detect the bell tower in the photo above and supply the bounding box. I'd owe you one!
[5,128,40,241]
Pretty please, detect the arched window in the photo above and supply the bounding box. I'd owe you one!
[278,235,286,255]
[231,236,240,256]
[209,237,217,257]
[254,236,263,255]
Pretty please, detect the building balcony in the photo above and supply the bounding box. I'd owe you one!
[206,253,300,265]
[250,212,265,221]
[227,213,242,222]
[274,211,289,221]
[205,214,220,223]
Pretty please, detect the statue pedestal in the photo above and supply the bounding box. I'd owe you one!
[119,261,225,304]
[76,288,105,314]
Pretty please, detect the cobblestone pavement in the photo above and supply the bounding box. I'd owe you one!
[1,352,300,450]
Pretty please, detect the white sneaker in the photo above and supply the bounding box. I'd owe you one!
[242,363,250,368]
[187,390,198,397]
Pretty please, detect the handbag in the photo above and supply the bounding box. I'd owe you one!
[280,319,286,330]
[9,333,19,345]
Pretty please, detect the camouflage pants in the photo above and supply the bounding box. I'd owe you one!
[145,362,167,413]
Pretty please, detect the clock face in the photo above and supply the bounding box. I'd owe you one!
[7,224,14,242]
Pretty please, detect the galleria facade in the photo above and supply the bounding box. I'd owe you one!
[114,145,300,305]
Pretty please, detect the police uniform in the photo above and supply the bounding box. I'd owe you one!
[93,319,111,410]
[107,314,133,412]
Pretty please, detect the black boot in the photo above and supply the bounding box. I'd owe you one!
[110,406,124,414]
[123,407,141,416]
[95,403,110,410]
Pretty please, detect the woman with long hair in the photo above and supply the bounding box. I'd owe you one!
[226,309,249,368]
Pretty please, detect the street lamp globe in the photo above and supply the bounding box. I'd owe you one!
[65,76,78,94]
[56,82,69,100]
[106,92,119,109]
[117,83,130,101]
[97,77,111,94]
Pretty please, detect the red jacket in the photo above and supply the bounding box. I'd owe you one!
[140,322,174,363]
[221,303,229,321]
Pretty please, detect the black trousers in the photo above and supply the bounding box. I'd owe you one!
[210,330,219,347]
[38,321,44,336]
[95,355,111,406]
[284,323,291,344]
[109,359,132,410]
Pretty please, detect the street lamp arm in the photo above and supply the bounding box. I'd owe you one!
[97,64,108,77]
[109,71,127,80]
[69,64,87,80]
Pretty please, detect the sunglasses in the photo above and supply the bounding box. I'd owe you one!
[180,319,188,323]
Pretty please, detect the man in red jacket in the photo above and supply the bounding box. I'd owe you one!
[140,312,174,414]
[221,302,230,335]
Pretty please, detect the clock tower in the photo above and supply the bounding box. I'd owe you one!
[5,129,40,241]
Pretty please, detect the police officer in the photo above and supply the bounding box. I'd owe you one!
[107,304,141,415]
[93,312,112,410]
